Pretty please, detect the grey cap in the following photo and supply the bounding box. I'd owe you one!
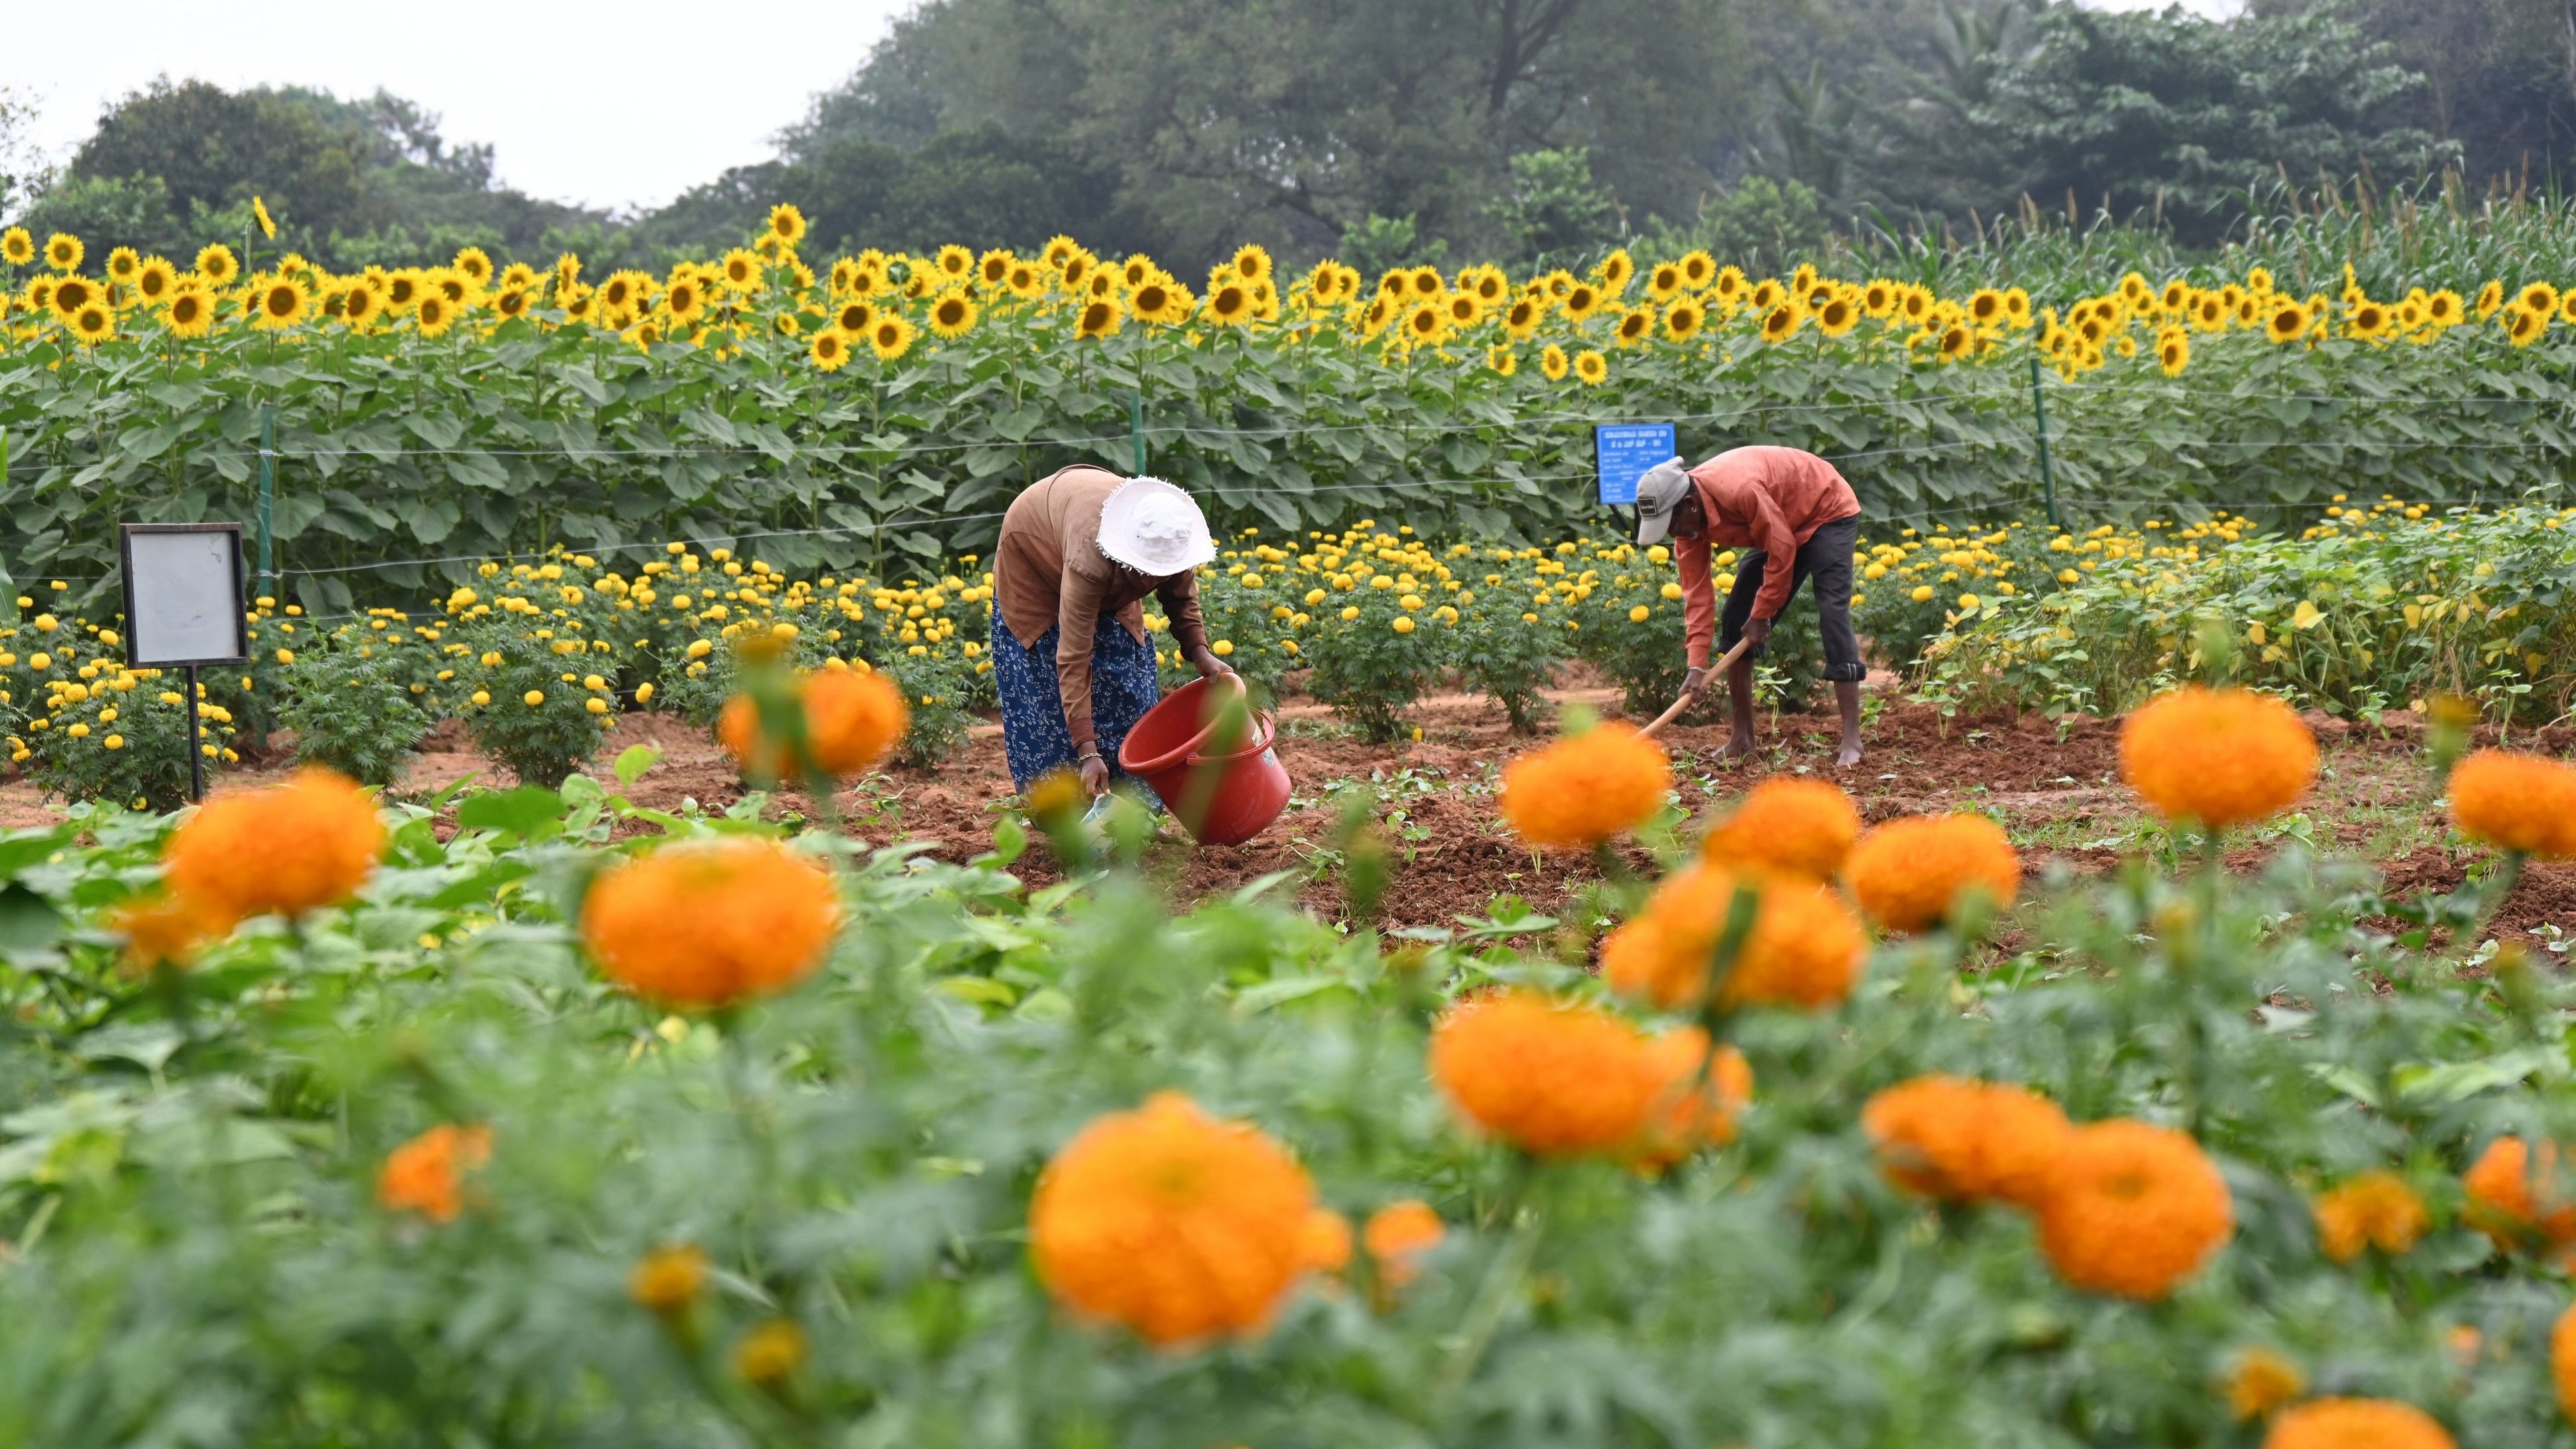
[1632,457,1693,546]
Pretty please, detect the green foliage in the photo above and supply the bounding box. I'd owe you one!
[1485,149,1620,264]
[1,749,2571,1444]
[1640,175,1828,276]
[1338,214,1449,279]
[1300,585,1449,742]
[273,621,432,786]
[451,617,619,788]
[10,665,233,814]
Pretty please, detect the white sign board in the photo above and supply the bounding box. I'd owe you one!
[120,524,249,667]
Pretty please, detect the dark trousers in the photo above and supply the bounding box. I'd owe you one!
[1719,514,1867,684]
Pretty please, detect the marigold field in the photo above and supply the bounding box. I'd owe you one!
[6,207,2576,1448]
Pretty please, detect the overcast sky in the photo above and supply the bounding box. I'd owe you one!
[3,0,2245,215]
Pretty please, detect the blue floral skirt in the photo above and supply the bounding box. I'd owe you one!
[990,613,1164,808]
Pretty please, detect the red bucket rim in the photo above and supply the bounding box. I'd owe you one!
[1121,673,1257,775]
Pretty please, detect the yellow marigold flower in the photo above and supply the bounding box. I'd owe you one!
[1362,1200,1445,1288]
[2119,685,2317,830]
[1028,1091,1318,1346]
[1700,777,1859,880]
[1391,615,1416,634]
[1428,989,1668,1156]
[581,839,841,1007]
[522,689,545,707]
[1861,1075,2068,1206]
[629,1244,709,1314]
[2310,1169,2428,1263]
[2224,1346,2307,1421]
[2038,1119,2232,1299]
[732,1319,807,1386]
[164,767,383,920]
[1497,724,1669,849]
[2448,748,2576,859]
[377,1123,492,1224]
[2260,1399,2453,1449]
[1602,861,1865,1010]
[1846,813,2020,933]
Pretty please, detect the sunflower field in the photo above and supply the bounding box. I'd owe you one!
[7,677,2576,1448]
[5,206,2576,617]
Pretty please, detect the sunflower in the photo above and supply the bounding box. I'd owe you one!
[1228,243,1271,285]
[415,292,455,338]
[102,246,140,284]
[1747,278,1785,314]
[1006,262,1042,298]
[0,226,31,266]
[825,297,871,334]
[43,233,82,272]
[383,270,421,310]
[1403,301,1446,344]
[341,280,381,330]
[1572,348,1608,384]
[1502,296,1541,341]
[1075,298,1122,339]
[560,285,593,322]
[869,314,916,360]
[1958,288,1999,329]
[1646,262,1684,301]
[130,256,177,304]
[1664,300,1705,342]
[1935,323,1973,362]
[1358,295,1392,336]
[928,290,980,338]
[187,246,237,289]
[68,300,116,346]
[2520,281,2561,318]
[767,203,807,247]
[1858,279,1896,319]
[1447,292,1483,328]
[1711,263,1744,300]
[2158,279,2189,314]
[1130,280,1172,322]
[1486,344,1517,376]
[772,308,803,339]
[2506,307,2547,348]
[1471,269,1505,303]
[48,275,96,320]
[719,249,762,293]
[1761,303,1804,344]
[2474,280,2505,318]
[2265,300,2308,344]
[663,278,707,326]
[2424,290,2461,327]
[432,270,471,307]
[1540,343,1570,380]
[1604,305,1651,348]
[164,286,213,338]
[972,249,1009,290]
[1206,282,1253,326]
[1563,282,1603,321]
[1899,286,1931,326]
[1816,293,1858,338]
[807,328,851,372]
[2347,300,2390,339]
[1040,235,1078,270]
[2157,326,2190,376]
[492,286,531,321]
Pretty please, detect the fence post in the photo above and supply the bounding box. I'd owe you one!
[2028,357,2059,528]
[1128,390,1148,477]
[257,405,277,600]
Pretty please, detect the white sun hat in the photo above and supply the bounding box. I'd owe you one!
[1096,476,1217,576]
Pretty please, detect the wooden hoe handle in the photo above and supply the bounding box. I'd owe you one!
[1637,637,1754,739]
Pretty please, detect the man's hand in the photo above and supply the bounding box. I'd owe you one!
[1679,665,1709,699]
[1190,647,1234,679]
[1741,615,1773,649]
[1077,752,1111,796]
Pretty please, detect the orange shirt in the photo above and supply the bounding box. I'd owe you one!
[1673,447,1862,667]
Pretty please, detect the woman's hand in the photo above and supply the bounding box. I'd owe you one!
[1077,751,1111,796]
[1190,647,1234,679]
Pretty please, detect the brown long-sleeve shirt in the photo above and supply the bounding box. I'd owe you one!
[994,466,1212,750]
[1674,447,1862,667]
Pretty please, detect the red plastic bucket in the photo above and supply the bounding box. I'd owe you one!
[1117,674,1292,846]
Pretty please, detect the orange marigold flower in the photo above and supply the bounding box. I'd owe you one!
[377,1123,492,1223]
[164,766,383,920]
[2553,1303,2576,1424]
[2038,1119,2232,1299]
[1497,724,1670,849]
[1362,1200,1445,1287]
[1300,1208,1354,1274]
[1862,1075,2069,1206]
[2463,1135,2576,1252]
[629,1243,710,1314]
[719,667,910,781]
[2119,685,2317,830]
[1846,813,2020,933]
[1632,1027,1755,1170]
[2448,748,2576,859]
[2310,1170,2429,1263]
[2225,1345,2308,1421]
[1600,862,1866,1010]
[110,890,239,971]
[580,838,841,1007]
[2260,1398,2454,1449]
[732,1318,808,1386]
[1701,776,1860,879]
[1428,988,1666,1155]
[1028,1091,1319,1346]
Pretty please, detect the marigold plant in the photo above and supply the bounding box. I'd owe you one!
[1497,724,1669,849]
[1633,1028,1755,1170]
[1361,1200,1445,1288]
[2554,1303,2576,1425]
[2119,685,2317,830]
[377,1123,492,1224]
[2224,1346,2307,1422]
[2260,1398,2454,1449]
[1845,813,2021,933]
[1027,1091,1319,1346]
[2447,748,2576,859]
[109,890,238,972]
[1861,1075,2068,1206]
[2038,1119,2232,1299]
[1600,862,1866,1010]
[163,766,384,920]
[1428,989,1668,1156]
[2462,1135,2576,1255]
[2310,1170,2429,1263]
[1699,776,1860,880]
[718,665,909,782]
[580,838,841,1007]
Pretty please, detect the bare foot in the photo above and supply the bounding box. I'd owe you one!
[1834,738,1863,768]
[1723,732,1757,760]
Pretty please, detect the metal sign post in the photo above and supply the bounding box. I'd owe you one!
[118,523,251,804]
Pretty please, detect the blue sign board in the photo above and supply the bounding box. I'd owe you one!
[1594,423,1677,506]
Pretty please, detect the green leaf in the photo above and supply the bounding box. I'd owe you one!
[457,786,569,839]
[613,746,663,788]
[0,883,64,954]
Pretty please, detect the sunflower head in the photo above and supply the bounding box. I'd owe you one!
[1473,271,1504,303]
[1597,249,1634,292]
[1486,344,1517,376]
[1447,292,1481,327]
[1539,343,1569,380]
[1404,302,1444,342]
[103,246,140,282]
[415,293,453,337]
[2266,302,2308,344]
[1664,301,1703,342]
[44,233,83,272]
[1230,244,1271,284]
[870,314,916,360]
[193,243,237,285]
[1616,306,1652,346]
[1131,281,1170,320]
[2157,328,2190,376]
[49,276,95,319]
[768,203,808,247]
[134,257,176,302]
[1075,298,1121,339]
[720,250,761,292]
[1059,252,1093,290]
[494,287,530,320]
[0,227,32,266]
[385,271,421,308]
[930,290,980,338]
[1763,304,1802,343]
[1648,263,1683,300]
[165,287,212,338]
[833,298,872,334]
[2475,280,2505,318]
[1936,323,1971,360]
[1817,296,1857,337]
[807,328,848,371]
[1564,282,1602,320]
[70,301,116,346]
[1041,235,1077,269]
[1572,348,1608,384]
[978,249,1012,288]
